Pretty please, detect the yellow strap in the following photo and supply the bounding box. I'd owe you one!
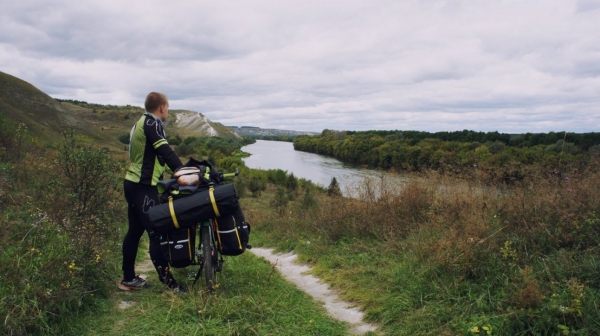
[234,226,242,249]
[168,197,180,229]
[209,186,220,217]
[187,227,192,260]
[232,216,242,249]
[214,219,223,252]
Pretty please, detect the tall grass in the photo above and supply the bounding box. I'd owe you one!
[1,121,124,335]
[248,158,600,335]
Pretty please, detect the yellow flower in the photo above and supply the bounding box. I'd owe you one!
[470,326,480,333]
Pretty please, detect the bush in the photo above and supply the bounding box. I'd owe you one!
[57,130,120,219]
[1,129,123,335]
[270,187,289,216]
[252,159,600,334]
[300,187,317,211]
[248,176,267,197]
[175,143,196,157]
[285,173,298,192]
[0,116,28,162]
[267,169,287,185]
[117,133,130,144]
[327,177,342,197]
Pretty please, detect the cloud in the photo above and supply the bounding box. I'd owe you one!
[1,0,599,133]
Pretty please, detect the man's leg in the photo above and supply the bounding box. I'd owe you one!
[148,233,177,287]
[122,180,145,281]
[135,184,179,288]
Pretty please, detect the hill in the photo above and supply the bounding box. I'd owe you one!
[0,71,240,150]
[228,125,318,137]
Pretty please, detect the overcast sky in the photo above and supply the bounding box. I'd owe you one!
[1,1,599,133]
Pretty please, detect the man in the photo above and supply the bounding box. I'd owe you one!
[119,92,186,292]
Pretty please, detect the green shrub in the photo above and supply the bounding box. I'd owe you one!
[0,128,123,335]
[285,173,298,191]
[267,169,287,185]
[248,176,267,197]
[116,133,130,144]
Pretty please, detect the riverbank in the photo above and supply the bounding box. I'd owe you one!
[244,166,600,335]
[242,139,409,196]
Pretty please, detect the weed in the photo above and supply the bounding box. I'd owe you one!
[246,158,600,335]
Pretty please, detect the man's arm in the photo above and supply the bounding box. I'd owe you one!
[145,118,183,172]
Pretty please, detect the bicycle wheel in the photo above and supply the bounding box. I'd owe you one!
[201,224,217,292]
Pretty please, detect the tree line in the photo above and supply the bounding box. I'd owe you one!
[294,129,600,178]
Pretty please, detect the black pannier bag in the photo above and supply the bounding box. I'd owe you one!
[214,207,251,256]
[148,184,240,233]
[159,225,196,268]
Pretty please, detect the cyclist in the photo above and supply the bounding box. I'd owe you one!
[119,92,186,293]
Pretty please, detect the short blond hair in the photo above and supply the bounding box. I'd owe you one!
[144,92,168,112]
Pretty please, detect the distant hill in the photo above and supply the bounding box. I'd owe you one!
[0,71,239,150]
[228,126,318,137]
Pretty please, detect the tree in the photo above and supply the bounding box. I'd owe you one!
[248,176,266,197]
[285,173,298,191]
[117,133,130,145]
[270,187,289,216]
[175,143,195,157]
[168,134,183,146]
[327,177,342,197]
[301,187,317,211]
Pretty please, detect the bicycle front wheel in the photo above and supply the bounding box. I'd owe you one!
[201,224,217,292]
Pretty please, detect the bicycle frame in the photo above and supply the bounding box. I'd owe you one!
[191,169,238,292]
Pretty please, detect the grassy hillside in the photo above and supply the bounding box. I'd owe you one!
[0,115,355,335]
[0,71,239,151]
[0,71,88,144]
[243,166,600,335]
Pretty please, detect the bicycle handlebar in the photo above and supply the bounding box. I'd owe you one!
[220,168,239,179]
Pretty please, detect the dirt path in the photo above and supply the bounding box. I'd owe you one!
[250,247,378,335]
[117,253,154,310]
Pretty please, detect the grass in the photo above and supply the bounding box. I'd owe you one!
[0,71,239,154]
[244,164,600,335]
[4,90,600,335]
[58,253,351,336]
[0,116,357,335]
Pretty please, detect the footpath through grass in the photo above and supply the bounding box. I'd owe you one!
[58,250,352,336]
[244,167,600,335]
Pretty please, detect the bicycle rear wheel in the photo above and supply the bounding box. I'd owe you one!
[201,223,218,292]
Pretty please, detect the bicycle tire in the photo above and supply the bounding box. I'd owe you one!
[201,224,217,292]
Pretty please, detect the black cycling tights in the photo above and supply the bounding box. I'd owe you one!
[122,180,176,287]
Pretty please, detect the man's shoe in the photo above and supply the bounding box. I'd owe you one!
[118,275,149,290]
[169,283,188,294]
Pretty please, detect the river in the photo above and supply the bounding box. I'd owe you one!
[241,140,408,197]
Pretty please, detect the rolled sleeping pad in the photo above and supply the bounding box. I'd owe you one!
[149,184,240,233]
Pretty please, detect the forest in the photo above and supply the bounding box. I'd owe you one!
[294,129,600,182]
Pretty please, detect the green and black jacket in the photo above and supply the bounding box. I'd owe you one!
[125,113,182,186]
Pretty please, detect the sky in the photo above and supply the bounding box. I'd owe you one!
[1,0,599,133]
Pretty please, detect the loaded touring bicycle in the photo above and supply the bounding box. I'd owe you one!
[149,158,251,292]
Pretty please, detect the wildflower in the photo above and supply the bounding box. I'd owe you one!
[69,262,76,269]
[470,326,480,333]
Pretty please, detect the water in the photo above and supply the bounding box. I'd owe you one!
[241,140,407,197]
